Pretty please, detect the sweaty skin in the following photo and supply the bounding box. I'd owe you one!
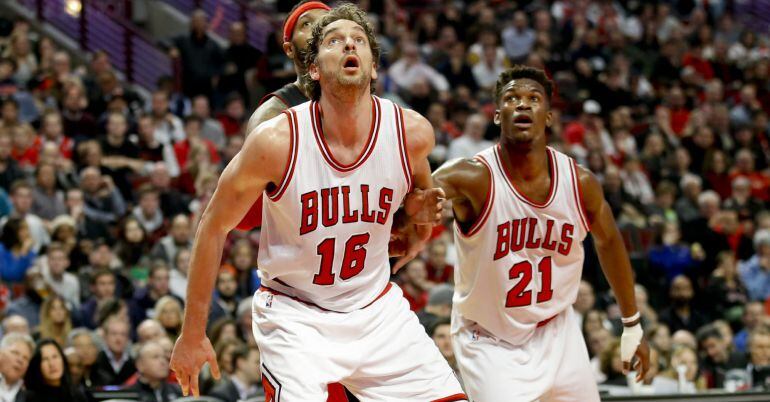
[170,18,441,397]
[433,77,650,380]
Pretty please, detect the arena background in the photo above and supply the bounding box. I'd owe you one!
[0,0,769,401]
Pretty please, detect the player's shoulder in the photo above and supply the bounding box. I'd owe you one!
[436,156,492,188]
[242,112,292,158]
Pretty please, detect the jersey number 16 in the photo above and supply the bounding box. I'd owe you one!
[312,234,371,285]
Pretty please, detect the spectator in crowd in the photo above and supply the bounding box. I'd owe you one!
[416,283,453,333]
[398,259,432,312]
[0,333,34,402]
[66,328,99,388]
[170,9,223,99]
[734,302,767,354]
[129,263,178,326]
[209,268,239,323]
[64,187,108,240]
[388,41,450,98]
[696,324,748,388]
[190,95,226,149]
[91,316,135,386]
[5,266,46,327]
[41,242,80,308]
[208,344,264,401]
[169,248,190,301]
[215,93,246,137]
[153,295,183,342]
[36,295,73,348]
[125,341,182,402]
[502,11,535,62]
[748,330,770,388]
[705,251,748,322]
[0,216,36,284]
[220,22,262,106]
[0,130,24,191]
[136,116,180,178]
[30,162,66,221]
[660,275,710,334]
[739,230,770,301]
[447,113,492,160]
[150,214,192,265]
[113,216,152,268]
[23,338,86,402]
[60,84,96,141]
[174,115,220,174]
[79,269,115,329]
[79,166,126,225]
[148,163,188,217]
[149,90,185,146]
[136,319,165,344]
[429,318,458,378]
[2,180,49,252]
[1,314,30,336]
[655,346,707,393]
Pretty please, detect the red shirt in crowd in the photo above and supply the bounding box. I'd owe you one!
[730,171,770,202]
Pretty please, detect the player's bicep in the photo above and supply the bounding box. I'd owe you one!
[402,109,436,190]
[201,121,289,233]
[578,166,620,247]
[432,159,466,201]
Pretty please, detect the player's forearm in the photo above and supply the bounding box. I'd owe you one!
[595,234,639,321]
[181,214,228,337]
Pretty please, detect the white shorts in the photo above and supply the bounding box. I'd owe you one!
[452,307,599,402]
[252,283,466,402]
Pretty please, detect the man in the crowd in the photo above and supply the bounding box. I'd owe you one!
[208,344,264,401]
[659,275,709,333]
[126,341,182,402]
[150,214,192,265]
[5,266,47,327]
[129,263,181,325]
[697,324,748,388]
[735,302,767,353]
[417,283,453,333]
[91,317,136,386]
[79,166,126,224]
[0,315,29,336]
[137,319,166,344]
[42,242,80,308]
[429,318,459,379]
[0,333,34,402]
[80,268,116,329]
[748,330,770,388]
[67,328,101,387]
[170,9,223,99]
[1,180,49,252]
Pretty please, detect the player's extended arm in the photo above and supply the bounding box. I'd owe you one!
[170,115,290,396]
[433,157,491,228]
[391,110,445,272]
[579,165,650,381]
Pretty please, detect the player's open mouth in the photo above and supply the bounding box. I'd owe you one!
[513,114,533,129]
[343,56,360,72]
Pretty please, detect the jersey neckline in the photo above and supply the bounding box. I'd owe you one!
[310,96,382,172]
[494,145,558,209]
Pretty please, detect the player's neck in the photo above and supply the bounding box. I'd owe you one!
[318,90,373,144]
[498,139,548,180]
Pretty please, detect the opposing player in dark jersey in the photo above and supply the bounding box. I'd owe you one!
[433,66,650,401]
[236,1,330,231]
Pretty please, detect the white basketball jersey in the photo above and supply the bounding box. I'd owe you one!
[452,145,590,346]
[257,96,412,312]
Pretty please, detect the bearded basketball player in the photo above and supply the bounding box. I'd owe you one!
[171,4,465,401]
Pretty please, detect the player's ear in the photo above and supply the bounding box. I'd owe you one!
[371,62,378,80]
[282,42,294,59]
[309,62,320,81]
[546,110,553,127]
[494,109,501,126]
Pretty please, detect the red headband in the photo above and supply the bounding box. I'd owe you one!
[283,2,331,43]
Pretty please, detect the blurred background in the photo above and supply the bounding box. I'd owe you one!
[0,0,769,401]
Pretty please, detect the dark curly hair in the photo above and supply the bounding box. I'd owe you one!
[495,65,553,105]
[303,3,381,100]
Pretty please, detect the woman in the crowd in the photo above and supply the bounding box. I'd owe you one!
[23,338,87,402]
[36,295,73,347]
[154,295,183,341]
[112,216,150,268]
[0,216,37,287]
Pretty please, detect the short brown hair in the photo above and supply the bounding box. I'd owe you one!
[303,3,380,101]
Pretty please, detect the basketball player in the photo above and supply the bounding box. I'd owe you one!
[236,0,330,231]
[170,4,466,401]
[433,66,650,401]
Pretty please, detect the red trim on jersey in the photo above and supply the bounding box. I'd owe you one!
[259,282,392,313]
[570,159,591,232]
[266,110,299,201]
[431,394,468,402]
[455,155,494,238]
[394,104,414,192]
[311,97,381,172]
[495,145,558,209]
[536,314,556,328]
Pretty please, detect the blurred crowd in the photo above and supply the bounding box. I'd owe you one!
[0,0,770,400]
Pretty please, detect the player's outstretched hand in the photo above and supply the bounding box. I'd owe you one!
[621,324,650,382]
[170,333,221,397]
[404,187,445,225]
